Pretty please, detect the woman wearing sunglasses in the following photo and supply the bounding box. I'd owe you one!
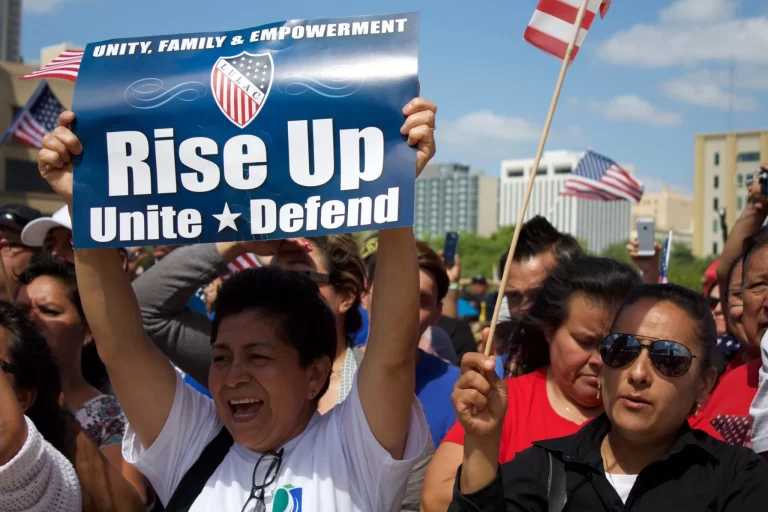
[449,284,768,511]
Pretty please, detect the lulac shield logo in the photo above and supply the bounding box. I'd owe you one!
[211,51,274,128]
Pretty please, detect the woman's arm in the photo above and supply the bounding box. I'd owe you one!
[72,426,144,511]
[357,98,436,460]
[39,111,177,450]
[101,444,147,503]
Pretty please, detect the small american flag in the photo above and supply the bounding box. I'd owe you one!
[560,150,644,204]
[524,0,611,62]
[0,82,65,149]
[659,231,672,284]
[22,50,84,82]
[224,253,261,279]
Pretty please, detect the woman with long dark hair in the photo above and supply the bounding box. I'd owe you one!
[423,256,640,511]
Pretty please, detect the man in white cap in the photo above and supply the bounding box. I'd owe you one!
[21,205,74,263]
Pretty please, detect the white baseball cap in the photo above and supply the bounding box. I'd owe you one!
[21,205,72,247]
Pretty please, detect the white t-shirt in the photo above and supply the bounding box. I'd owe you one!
[123,372,428,512]
[750,329,768,453]
[606,473,637,504]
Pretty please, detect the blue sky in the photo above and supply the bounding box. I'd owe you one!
[19,0,768,194]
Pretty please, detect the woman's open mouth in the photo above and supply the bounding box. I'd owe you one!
[228,397,264,422]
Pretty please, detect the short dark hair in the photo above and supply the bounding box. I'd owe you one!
[498,216,583,271]
[211,266,337,399]
[366,241,450,303]
[501,256,640,377]
[613,283,716,371]
[18,252,84,321]
[0,302,72,459]
[742,226,768,283]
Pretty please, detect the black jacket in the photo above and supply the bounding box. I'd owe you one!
[450,414,768,512]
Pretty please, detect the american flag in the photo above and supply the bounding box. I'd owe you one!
[659,231,672,284]
[560,150,644,204]
[22,50,84,82]
[212,53,273,128]
[0,82,65,149]
[224,253,261,279]
[525,0,611,62]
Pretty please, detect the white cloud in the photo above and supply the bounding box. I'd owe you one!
[588,96,683,127]
[597,0,768,69]
[661,77,758,111]
[597,18,768,68]
[677,67,768,91]
[660,0,739,24]
[436,111,540,149]
[23,0,83,14]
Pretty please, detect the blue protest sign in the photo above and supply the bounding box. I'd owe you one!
[71,13,419,248]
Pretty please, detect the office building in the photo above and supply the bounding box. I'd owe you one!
[415,163,499,237]
[0,0,21,62]
[693,130,768,257]
[631,188,693,248]
[499,150,634,253]
[0,49,75,214]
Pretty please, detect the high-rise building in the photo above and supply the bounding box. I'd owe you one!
[0,0,22,63]
[693,130,768,257]
[499,150,634,253]
[631,188,693,249]
[415,163,499,237]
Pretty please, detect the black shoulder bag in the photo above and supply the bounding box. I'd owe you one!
[164,428,234,512]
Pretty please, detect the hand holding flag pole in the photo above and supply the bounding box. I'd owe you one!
[483,0,592,356]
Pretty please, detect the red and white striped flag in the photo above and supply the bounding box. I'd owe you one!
[560,150,644,204]
[224,253,261,279]
[524,0,611,62]
[21,50,84,82]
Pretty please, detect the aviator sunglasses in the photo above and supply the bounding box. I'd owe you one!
[599,333,699,377]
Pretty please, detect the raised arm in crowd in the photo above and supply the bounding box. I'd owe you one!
[37,98,436,511]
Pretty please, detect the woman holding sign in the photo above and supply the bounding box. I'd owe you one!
[38,97,436,511]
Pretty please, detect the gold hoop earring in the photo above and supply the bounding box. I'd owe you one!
[693,402,701,418]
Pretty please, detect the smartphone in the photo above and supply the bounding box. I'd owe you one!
[444,232,459,266]
[636,218,655,257]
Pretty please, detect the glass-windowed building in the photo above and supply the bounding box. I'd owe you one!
[415,163,498,237]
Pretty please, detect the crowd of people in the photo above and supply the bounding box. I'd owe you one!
[0,98,767,511]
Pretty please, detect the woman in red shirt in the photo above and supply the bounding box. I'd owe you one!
[421,256,641,512]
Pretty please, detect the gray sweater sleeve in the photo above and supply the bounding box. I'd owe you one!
[132,244,228,386]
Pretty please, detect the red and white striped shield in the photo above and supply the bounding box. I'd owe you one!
[211,51,274,128]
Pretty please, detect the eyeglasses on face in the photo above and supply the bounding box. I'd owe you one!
[599,333,699,377]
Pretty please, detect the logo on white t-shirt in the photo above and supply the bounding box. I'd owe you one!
[273,485,302,512]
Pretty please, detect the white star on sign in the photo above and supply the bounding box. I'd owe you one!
[213,203,241,232]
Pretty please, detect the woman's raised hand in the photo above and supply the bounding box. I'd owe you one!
[452,350,508,438]
[38,111,82,206]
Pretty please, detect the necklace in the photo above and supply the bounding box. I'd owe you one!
[601,436,617,487]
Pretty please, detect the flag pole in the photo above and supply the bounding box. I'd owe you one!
[484,0,591,356]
